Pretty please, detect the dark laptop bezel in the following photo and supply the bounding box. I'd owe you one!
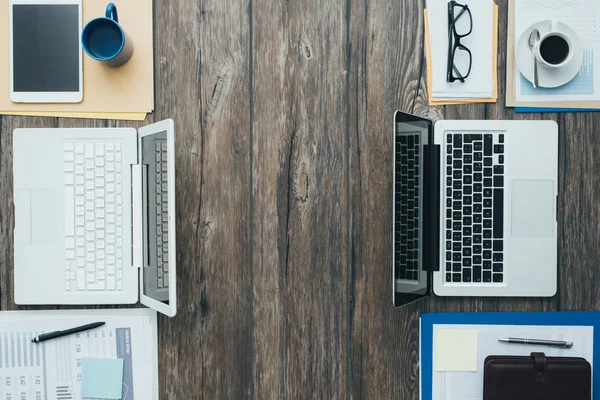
[393,111,441,307]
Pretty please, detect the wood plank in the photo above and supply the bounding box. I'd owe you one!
[251,0,349,397]
[0,116,56,310]
[559,112,600,310]
[487,0,513,121]
[153,0,252,398]
[347,0,438,398]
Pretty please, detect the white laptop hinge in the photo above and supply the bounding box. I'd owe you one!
[434,126,443,145]
[131,164,143,269]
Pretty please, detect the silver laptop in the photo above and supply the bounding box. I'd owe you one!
[13,119,177,317]
[393,112,558,307]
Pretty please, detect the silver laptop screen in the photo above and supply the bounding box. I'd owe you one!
[141,131,171,304]
[393,112,432,307]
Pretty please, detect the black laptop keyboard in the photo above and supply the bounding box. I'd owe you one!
[445,133,504,284]
[394,134,421,281]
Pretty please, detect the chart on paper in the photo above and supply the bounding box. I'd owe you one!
[520,0,584,9]
[0,331,44,400]
[515,0,600,101]
[0,309,157,400]
[0,327,134,400]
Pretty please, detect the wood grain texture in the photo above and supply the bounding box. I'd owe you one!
[347,0,430,399]
[0,0,596,398]
[251,0,348,398]
[559,112,600,311]
[153,0,252,398]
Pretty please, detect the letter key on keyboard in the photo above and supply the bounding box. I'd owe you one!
[444,133,504,284]
[64,141,125,292]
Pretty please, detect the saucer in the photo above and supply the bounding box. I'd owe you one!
[516,20,583,88]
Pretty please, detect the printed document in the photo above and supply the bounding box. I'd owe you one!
[0,309,157,400]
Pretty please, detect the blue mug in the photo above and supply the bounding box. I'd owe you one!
[82,3,133,67]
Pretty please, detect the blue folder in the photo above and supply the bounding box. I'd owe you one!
[515,108,600,113]
[421,311,600,400]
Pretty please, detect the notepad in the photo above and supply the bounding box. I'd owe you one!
[426,0,494,100]
[434,329,478,372]
[424,5,499,105]
[81,357,124,399]
[422,314,595,400]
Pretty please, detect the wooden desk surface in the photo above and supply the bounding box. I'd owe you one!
[0,0,598,398]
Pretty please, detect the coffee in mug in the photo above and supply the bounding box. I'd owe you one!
[539,35,570,65]
[534,20,574,69]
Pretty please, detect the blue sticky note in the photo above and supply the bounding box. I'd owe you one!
[81,357,124,399]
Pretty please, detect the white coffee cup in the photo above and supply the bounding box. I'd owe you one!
[535,20,574,69]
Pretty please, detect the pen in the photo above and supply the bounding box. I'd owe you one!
[32,322,106,344]
[498,337,573,349]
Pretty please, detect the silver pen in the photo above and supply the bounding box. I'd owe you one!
[498,337,573,348]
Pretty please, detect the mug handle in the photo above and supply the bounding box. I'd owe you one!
[550,19,558,32]
[105,3,118,22]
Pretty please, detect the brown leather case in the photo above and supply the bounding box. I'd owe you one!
[483,352,591,400]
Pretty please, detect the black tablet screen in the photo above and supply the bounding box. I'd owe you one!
[12,4,79,92]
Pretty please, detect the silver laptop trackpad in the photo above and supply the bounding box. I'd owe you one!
[511,180,554,238]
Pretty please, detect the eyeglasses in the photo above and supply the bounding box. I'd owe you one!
[447,1,473,83]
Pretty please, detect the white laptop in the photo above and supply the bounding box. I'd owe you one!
[13,119,177,317]
[392,112,558,307]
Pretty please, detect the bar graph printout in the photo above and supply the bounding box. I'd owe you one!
[0,309,157,400]
[515,0,600,101]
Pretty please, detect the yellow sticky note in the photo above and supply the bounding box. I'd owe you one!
[435,329,478,372]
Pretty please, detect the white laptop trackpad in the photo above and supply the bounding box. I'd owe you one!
[14,190,32,244]
[511,180,555,238]
[30,189,58,245]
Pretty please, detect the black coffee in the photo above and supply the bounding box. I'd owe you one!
[539,35,570,65]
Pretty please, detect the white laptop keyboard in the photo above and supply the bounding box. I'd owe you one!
[63,141,124,292]
[155,142,169,289]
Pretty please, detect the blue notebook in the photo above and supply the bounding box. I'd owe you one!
[421,311,600,400]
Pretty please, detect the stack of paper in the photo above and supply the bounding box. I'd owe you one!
[425,0,498,105]
[0,0,153,121]
[507,0,600,111]
[0,308,158,400]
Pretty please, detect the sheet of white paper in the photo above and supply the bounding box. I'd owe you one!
[432,324,594,400]
[433,94,492,99]
[0,309,158,400]
[435,329,478,372]
[428,0,494,98]
[515,0,600,102]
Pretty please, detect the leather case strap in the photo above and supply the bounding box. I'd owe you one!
[531,352,547,382]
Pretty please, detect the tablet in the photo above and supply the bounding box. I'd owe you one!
[9,0,83,103]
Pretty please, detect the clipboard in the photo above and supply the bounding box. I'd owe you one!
[420,311,600,400]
